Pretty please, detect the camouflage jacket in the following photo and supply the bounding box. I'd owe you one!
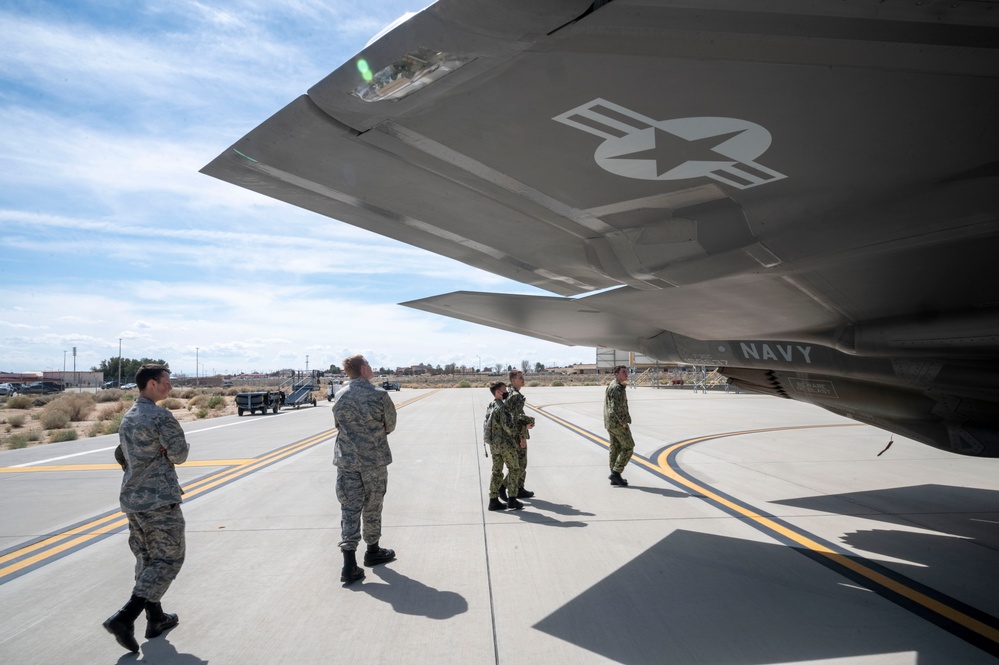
[118,396,190,513]
[484,399,516,448]
[333,378,397,470]
[504,388,534,440]
[604,380,632,431]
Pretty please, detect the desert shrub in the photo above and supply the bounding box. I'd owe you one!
[528,381,540,388]
[95,389,124,402]
[49,429,78,443]
[47,393,96,421]
[456,380,471,388]
[178,389,196,400]
[207,395,225,409]
[7,414,25,428]
[159,398,184,410]
[101,412,125,435]
[87,422,103,437]
[187,394,210,409]
[40,409,71,430]
[98,401,128,420]
[5,395,33,410]
[195,408,210,419]
[551,380,564,387]
[5,433,30,449]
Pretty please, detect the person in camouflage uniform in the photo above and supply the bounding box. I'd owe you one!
[604,365,634,486]
[485,381,524,511]
[103,364,189,653]
[333,355,398,585]
[503,370,535,500]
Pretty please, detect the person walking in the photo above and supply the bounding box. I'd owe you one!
[503,370,535,500]
[103,364,189,653]
[604,365,635,486]
[333,355,398,585]
[485,381,523,511]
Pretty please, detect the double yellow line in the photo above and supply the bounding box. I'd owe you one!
[0,389,440,583]
[0,429,335,582]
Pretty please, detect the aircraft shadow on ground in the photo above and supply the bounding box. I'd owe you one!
[772,484,999,611]
[349,565,468,620]
[533,529,992,665]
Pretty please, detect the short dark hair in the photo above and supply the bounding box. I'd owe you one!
[507,370,523,382]
[613,365,628,375]
[135,364,170,391]
[343,355,367,379]
[489,381,506,397]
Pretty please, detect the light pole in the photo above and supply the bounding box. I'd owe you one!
[196,347,199,386]
[117,338,122,388]
[306,354,309,373]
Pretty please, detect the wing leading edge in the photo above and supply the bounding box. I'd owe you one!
[203,0,999,455]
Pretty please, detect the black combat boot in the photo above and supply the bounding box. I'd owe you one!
[341,549,365,585]
[487,497,507,511]
[609,471,629,486]
[498,485,507,501]
[102,594,146,652]
[506,497,525,510]
[144,600,179,639]
[363,542,396,566]
[517,486,535,498]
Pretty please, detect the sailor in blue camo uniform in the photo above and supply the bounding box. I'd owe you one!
[103,364,188,653]
[485,381,524,511]
[605,365,634,486]
[333,355,398,584]
[503,370,535,500]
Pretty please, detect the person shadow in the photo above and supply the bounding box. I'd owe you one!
[115,637,209,664]
[625,486,691,499]
[349,566,468,620]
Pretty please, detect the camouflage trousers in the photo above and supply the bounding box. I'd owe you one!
[515,442,528,488]
[126,503,186,603]
[608,426,635,474]
[336,466,388,551]
[488,444,520,498]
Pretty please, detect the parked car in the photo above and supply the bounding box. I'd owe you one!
[120,383,138,390]
[0,383,15,396]
[381,381,401,391]
[21,381,64,395]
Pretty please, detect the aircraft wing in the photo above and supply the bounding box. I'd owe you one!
[203,0,999,455]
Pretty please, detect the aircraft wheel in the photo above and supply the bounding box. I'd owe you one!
[238,408,243,416]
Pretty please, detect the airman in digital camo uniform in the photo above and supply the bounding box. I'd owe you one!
[485,381,523,511]
[103,364,188,653]
[503,370,535,500]
[333,355,398,585]
[604,365,634,486]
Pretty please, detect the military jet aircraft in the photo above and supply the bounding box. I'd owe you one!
[202,0,999,456]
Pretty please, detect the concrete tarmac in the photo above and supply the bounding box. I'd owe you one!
[2,386,999,664]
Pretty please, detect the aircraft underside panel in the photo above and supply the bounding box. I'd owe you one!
[203,0,999,455]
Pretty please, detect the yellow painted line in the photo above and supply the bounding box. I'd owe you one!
[532,403,999,649]
[650,434,999,647]
[0,460,253,473]
[0,390,441,581]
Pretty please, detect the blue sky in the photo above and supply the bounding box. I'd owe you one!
[0,1,593,376]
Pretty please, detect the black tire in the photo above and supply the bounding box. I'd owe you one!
[238,408,244,416]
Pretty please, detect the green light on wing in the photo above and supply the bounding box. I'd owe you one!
[357,59,373,82]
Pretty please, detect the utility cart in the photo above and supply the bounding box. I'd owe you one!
[235,391,283,416]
